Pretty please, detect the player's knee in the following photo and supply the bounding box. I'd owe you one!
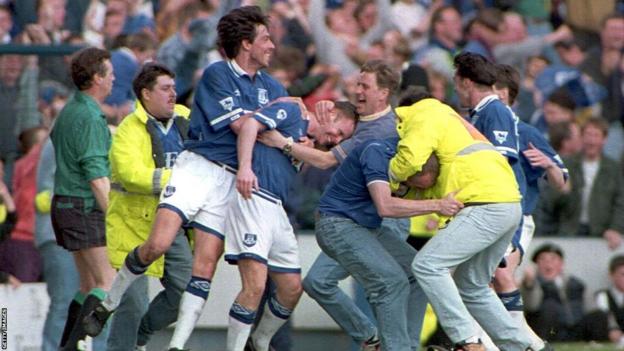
[142,241,168,262]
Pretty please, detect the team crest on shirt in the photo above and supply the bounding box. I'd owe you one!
[219,96,234,111]
[243,233,257,247]
[163,185,176,198]
[276,109,287,120]
[258,88,268,105]
[493,130,508,144]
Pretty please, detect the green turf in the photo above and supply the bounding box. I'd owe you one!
[553,342,621,351]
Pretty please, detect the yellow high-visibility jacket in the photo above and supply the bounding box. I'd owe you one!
[389,98,521,225]
[106,102,190,277]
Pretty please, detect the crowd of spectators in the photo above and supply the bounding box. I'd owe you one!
[0,0,624,347]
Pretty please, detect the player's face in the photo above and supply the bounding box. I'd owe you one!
[317,113,356,147]
[249,24,275,69]
[143,74,176,119]
[355,71,388,116]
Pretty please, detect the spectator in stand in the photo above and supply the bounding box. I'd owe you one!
[414,5,463,82]
[0,126,47,282]
[521,243,586,342]
[104,31,157,125]
[548,120,583,158]
[0,52,41,183]
[463,8,504,62]
[588,255,624,346]
[25,0,73,88]
[530,87,577,138]
[0,5,13,44]
[121,0,155,36]
[535,117,624,249]
[516,55,550,123]
[554,39,586,68]
[579,13,624,88]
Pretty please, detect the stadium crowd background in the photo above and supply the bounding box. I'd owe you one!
[1,0,624,349]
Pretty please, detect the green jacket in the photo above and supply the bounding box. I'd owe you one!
[536,153,624,237]
[106,102,189,277]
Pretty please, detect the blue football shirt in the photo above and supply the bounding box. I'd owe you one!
[251,102,309,202]
[471,95,526,207]
[518,121,568,215]
[319,138,398,228]
[184,60,287,168]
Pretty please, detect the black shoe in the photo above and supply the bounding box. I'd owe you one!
[82,303,113,337]
[244,338,258,351]
[168,348,190,351]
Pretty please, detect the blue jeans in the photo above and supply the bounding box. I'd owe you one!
[39,241,79,351]
[314,216,425,351]
[412,203,531,350]
[107,231,192,350]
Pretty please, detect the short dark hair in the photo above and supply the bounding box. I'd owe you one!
[610,255,624,274]
[217,6,269,59]
[334,101,359,123]
[133,63,175,103]
[453,52,497,87]
[360,60,400,99]
[546,88,576,111]
[70,47,111,90]
[398,85,433,107]
[494,64,520,105]
[532,243,564,263]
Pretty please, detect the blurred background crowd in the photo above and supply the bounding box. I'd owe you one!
[1,0,624,347]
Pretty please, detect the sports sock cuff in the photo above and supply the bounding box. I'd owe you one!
[73,291,86,304]
[268,296,292,320]
[229,301,256,325]
[497,289,524,311]
[185,276,211,300]
[88,287,107,301]
[125,247,149,274]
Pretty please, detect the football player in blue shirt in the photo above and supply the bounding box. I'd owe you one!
[84,7,290,351]
[489,64,567,351]
[224,99,356,351]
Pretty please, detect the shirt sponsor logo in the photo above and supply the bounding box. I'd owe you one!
[243,233,257,247]
[493,130,508,144]
[276,109,287,120]
[219,97,234,111]
[163,185,176,198]
[258,88,268,105]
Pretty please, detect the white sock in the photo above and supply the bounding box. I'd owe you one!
[251,298,291,351]
[168,292,206,349]
[227,316,253,351]
[509,310,544,350]
[102,264,142,310]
